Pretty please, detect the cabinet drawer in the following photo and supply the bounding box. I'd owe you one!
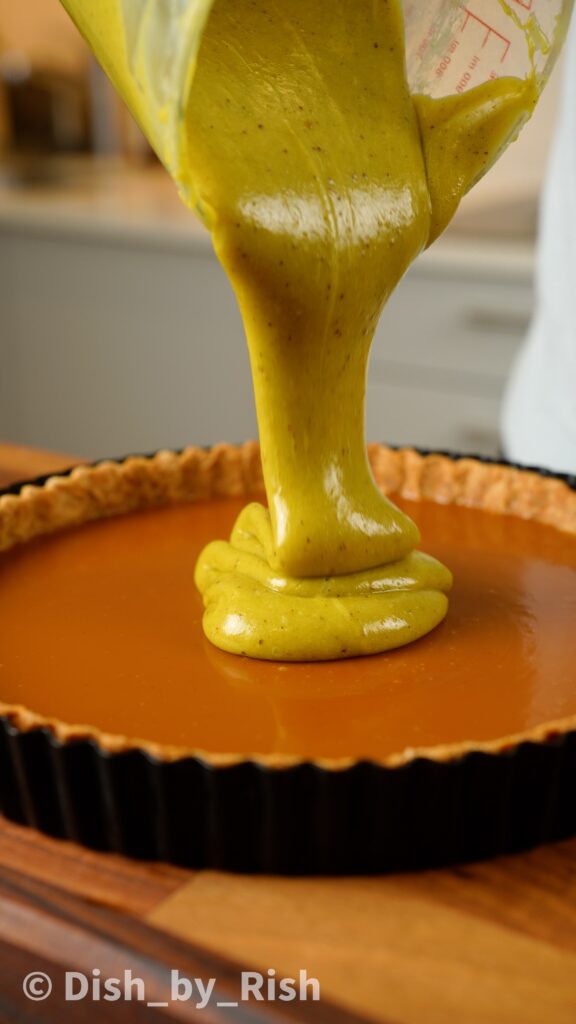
[366,381,502,457]
[372,272,532,384]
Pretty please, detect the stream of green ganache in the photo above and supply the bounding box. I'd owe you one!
[189,0,537,660]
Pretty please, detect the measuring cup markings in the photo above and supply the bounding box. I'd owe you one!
[434,6,512,89]
[461,8,512,63]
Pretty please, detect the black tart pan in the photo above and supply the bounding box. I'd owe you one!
[0,445,575,874]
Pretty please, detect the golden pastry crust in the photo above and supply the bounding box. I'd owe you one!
[1,442,575,767]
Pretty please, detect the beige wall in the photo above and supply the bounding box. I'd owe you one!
[0,0,87,75]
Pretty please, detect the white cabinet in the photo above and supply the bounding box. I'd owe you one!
[0,224,256,458]
[367,241,534,456]
[0,212,533,460]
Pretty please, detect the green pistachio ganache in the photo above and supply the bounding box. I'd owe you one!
[188,0,536,659]
[60,0,539,660]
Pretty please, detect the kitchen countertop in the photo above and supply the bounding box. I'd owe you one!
[1,49,563,268]
[1,444,576,1024]
[0,442,78,488]
[0,157,211,250]
[0,156,537,287]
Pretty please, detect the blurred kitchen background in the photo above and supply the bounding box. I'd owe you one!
[0,1,565,460]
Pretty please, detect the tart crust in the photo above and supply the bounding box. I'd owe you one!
[1,442,575,769]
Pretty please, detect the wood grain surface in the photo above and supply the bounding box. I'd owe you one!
[0,443,78,488]
[1,444,576,1023]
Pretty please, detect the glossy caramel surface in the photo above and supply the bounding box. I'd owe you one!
[0,495,575,761]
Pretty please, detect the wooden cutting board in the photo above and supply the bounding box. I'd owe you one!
[1,443,576,1024]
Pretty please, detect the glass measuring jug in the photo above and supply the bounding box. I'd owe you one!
[61,0,573,205]
[404,0,572,98]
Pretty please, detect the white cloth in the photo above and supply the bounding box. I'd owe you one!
[501,18,576,475]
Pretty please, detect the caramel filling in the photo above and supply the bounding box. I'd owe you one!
[1,494,575,760]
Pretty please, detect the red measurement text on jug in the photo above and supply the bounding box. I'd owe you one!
[461,8,511,62]
[434,36,461,79]
[434,5,512,88]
